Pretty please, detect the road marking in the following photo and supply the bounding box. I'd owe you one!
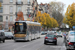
[36,45,44,50]
[14,43,34,50]
[14,39,43,50]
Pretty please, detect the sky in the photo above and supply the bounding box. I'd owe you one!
[37,0,75,14]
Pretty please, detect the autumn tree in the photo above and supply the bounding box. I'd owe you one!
[35,11,42,22]
[0,2,1,7]
[35,11,46,27]
[35,11,58,28]
[41,13,46,27]
[45,14,53,28]
[64,3,75,28]
[50,2,65,26]
[16,11,24,21]
[63,17,67,24]
[52,17,58,27]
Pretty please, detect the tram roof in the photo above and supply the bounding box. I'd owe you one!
[15,21,41,25]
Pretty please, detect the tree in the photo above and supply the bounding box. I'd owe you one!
[0,2,1,7]
[64,3,75,28]
[63,17,66,24]
[52,17,58,27]
[35,11,58,28]
[45,14,53,28]
[35,11,42,22]
[41,13,46,27]
[16,11,24,21]
[50,2,65,26]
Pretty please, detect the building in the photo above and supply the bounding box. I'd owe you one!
[38,3,52,17]
[32,0,38,21]
[0,0,33,31]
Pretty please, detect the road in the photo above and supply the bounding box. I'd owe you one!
[0,35,66,50]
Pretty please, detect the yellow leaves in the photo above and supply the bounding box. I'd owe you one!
[52,17,58,27]
[0,2,1,7]
[65,3,75,28]
[63,17,66,24]
[35,11,58,28]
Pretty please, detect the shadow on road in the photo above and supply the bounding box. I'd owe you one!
[44,43,57,46]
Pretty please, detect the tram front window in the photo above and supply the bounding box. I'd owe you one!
[15,22,27,34]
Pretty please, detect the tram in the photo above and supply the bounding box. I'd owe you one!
[14,21,41,41]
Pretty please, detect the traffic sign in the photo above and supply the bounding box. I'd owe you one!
[73,26,75,29]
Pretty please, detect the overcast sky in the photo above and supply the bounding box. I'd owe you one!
[37,0,75,14]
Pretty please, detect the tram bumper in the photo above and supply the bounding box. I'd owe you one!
[14,37,27,41]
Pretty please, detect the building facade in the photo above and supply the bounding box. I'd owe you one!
[0,0,33,31]
[39,3,52,17]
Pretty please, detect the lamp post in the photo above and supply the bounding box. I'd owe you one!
[16,0,17,18]
[5,16,8,31]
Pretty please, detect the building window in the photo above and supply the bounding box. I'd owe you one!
[27,0,30,4]
[0,16,3,22]
[27,7,30,14]
[17,0,21,4]
[10,0,13,2]
[17,6,21,12]
[10,16,13,21]
[0,6,3,13]
[0,0,3,3]
[10,6,13,14]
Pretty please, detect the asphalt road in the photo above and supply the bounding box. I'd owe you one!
[0,35,66,50]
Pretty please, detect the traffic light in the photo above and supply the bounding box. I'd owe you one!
[0,2,1,7]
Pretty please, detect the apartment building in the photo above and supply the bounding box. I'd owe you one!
[0,0,33,31]
[39,3,52,17]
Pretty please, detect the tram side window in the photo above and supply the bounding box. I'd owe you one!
[35,26,37,33]
[23,23,27,29]
[39,26,41,33]
[37,26,38,31]
[31,26,33,33]
[33,26,35,33]
[23,23,27,32]
[29,26,31,32]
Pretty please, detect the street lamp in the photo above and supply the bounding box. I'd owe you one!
[4,16,8,31]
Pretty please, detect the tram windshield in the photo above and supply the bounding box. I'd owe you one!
[14,22,27,34]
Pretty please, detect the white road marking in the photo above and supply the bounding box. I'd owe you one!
[14,42,38,50]
[14,39,43,50]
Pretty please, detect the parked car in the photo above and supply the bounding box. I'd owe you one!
[0,30,5,43]
[56,31,62,37]
[4,32,13,39]
[65,31,75,50]
[65,36,75,50]
[44,33,57,45]
[41,31,47,35]
[49,31,56,33]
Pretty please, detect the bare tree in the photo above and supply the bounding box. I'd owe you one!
[50,2,65,26]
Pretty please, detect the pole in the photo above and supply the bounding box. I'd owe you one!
[16,0,17,18]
